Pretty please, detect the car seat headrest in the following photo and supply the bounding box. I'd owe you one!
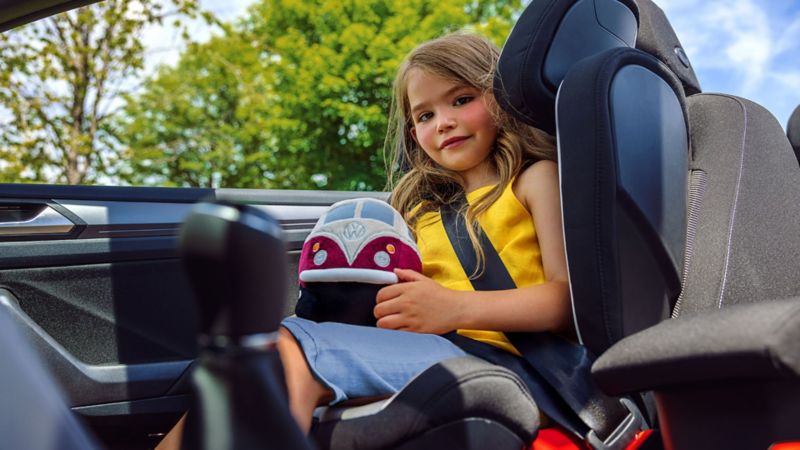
[788,104,800,164]
[495,0,702,135]
[634,0,701,97]
[495,0,639,135]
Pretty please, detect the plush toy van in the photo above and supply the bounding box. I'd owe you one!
[295,198,422,326]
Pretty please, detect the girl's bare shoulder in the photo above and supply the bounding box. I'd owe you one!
[512,160,559,212]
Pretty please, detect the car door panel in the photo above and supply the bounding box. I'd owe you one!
[1,288,191,405]
[0,184,384,433]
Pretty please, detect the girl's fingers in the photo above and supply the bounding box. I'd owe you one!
[374,298,403,319]
[394,268,425,282]
[376,283,403,303]
[376,314,405,330]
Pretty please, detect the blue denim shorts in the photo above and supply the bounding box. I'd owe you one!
[281,317,467,405]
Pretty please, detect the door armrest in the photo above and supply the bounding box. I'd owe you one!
[592,297,800,396]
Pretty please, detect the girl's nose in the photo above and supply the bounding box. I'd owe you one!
[437,115,456,133]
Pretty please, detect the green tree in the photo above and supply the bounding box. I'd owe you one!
[0,0,203,185]
[115,32,274,188]
[119,0,524,190]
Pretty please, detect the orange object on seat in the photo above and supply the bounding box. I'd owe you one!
[530,428,587,450]
[770,444,800,450]
[529,427,654,450]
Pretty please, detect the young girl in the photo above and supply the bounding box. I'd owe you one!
[156,31,571,449]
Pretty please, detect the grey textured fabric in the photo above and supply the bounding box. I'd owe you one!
[0,305,99,450]
[634,0,701,95]
[592,297,800,395]
[676,94,800,315]
[788,104,800,164]
[315,356,539,450]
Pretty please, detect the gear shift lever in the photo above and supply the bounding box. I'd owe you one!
[179,201,313,450]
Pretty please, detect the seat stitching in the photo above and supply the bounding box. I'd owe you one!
[712,95,747,309]
[594,50,620,347]
[672,170,707,318]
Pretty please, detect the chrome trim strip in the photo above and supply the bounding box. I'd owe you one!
[0,206,74,236]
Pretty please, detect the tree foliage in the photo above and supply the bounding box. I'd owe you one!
[0,0,203,185]
[119,0,525,190]
[115,32,272,188]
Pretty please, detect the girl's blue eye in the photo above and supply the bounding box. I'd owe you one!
[455,96,473,106]
[418,112,432,122]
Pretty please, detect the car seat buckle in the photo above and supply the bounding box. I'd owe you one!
[585,398,645,450]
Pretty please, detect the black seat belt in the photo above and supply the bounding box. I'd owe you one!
[439,199,643,449]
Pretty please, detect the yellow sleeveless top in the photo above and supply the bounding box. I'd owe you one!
[414,179,546,356]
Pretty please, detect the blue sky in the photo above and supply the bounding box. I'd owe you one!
[658,0,800,130]
[149,0,800,130]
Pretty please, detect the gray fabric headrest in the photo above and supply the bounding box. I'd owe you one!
[634,0,702,96]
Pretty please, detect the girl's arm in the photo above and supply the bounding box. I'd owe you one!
[374,160,573,335]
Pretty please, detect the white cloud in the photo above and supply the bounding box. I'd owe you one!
[773,72,800,90]
[659,0,771,92]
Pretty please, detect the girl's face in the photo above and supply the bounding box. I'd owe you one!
[407,69,498,186]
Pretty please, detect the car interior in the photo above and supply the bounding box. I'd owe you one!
[1,0,800,449]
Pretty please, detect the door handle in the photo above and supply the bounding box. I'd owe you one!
[0,205,74,236]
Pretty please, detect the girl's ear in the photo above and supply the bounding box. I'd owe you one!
[410,127,419,144]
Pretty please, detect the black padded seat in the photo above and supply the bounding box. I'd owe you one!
[311,356,539,450]
[556,46,690,357]
[788,104,800,164]
[592,297,800,448]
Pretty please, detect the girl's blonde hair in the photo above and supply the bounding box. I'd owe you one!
[385,31,557,275]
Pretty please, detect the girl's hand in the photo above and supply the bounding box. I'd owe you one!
[374,269,461,335]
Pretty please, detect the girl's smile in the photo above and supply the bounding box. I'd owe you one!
[440,136,471,150]
[407,69,499,190]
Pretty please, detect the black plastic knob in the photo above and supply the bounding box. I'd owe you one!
[180,201,287,337]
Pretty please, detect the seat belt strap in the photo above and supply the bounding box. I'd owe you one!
[439,198,642,448]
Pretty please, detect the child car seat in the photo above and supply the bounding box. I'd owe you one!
[496,0,694,360]
[310,0,695,448]
[316,0,800,447]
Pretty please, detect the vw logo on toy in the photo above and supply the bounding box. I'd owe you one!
[343,222,366,240]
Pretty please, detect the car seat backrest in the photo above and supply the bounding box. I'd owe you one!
[555,48,689,356]
[788,104,800,164]
[671,95,800,317]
